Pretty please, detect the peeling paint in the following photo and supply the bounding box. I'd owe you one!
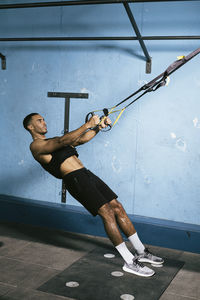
[170,133,187,152]
[104,141,110,147]
[18,160,24,166]
[144,175,151,185]
[0,78,7,95]
[80,88,94,104]
[137,164,151,185]
[32,63,35,71]
[170,132,176,139]
[111,155,121,173]
[175,138,187,152]
[193,117,200,128]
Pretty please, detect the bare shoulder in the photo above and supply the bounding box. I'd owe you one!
[30,136,61,156]
[30,139,46,151]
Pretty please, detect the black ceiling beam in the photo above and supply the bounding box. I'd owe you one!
[0,0,199,9]
[0,36,199,41]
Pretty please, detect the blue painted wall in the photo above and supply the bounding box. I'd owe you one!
[0,1,200,227]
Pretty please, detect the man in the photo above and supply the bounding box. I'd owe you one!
[23,112,164,277]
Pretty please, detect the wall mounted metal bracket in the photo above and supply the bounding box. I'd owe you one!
[47,91,89,203]
[0,53,6,70]
[123,2,151,73]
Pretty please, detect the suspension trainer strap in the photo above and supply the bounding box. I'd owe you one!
[86,47,200,130]
[114,47,200,109]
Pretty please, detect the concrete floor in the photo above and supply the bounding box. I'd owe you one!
[0,222,199,300]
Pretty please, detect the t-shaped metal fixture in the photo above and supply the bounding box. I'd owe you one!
[48,91,89,203]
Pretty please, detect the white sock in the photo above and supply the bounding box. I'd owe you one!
[115,242,134,265]
[128,232,145,254]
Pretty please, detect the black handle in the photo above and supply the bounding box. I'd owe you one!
[101,123,112,132]
[85,111,94,123]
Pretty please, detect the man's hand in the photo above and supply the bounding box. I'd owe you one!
[87,115,100,129]
[86,114,112,130]
[99,116,112,129]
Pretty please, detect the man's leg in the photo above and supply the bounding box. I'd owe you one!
[98,202,155,277]
[109,199,164,264]
[98,203,134,264]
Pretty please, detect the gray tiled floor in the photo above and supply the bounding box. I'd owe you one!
[0,222,199,300]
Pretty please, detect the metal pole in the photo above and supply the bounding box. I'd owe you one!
[61,97,70,203]
[0,0,199,10]
[1,36,199,42]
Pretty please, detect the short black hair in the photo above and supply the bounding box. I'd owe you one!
[23,113,39,131]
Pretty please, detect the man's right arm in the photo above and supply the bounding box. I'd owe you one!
[30,116,100,156]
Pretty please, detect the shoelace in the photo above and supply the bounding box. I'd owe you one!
[133,256,145,268]
[144,248,153,257]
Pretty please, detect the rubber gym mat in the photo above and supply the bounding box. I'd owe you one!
[38,246,184,300]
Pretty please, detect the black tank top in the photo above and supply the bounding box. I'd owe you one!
[39,145,79,179]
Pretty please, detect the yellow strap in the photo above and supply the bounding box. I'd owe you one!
[93,109,103,113]
[112,108,126,127]
[99,115,106,127]
[108,106,117,115]
[108,108,122,115]
[177,55,185,60]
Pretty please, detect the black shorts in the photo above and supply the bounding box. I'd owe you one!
[63,168,118,216]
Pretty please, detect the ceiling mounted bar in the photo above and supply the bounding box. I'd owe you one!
[0,0,199,9]
[0,36,200,42]
[123,2,151,73]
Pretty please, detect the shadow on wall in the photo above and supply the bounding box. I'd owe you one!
[3,43,195,55]
[2,44,145,60]
[0,164,44,196]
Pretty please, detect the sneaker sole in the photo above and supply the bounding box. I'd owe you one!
[122,265,155,277]
[138,258,164,265]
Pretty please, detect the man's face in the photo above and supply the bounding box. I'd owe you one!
[28,114,47,135]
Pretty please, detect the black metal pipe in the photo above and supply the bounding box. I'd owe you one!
[123,2,151,62]
[0,53,6,70]
[0,0,199,10]
[0,36,200,41]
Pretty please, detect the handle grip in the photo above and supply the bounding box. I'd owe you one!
[85,109,112,132]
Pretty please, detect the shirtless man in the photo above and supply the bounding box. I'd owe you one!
[23,112,163,277]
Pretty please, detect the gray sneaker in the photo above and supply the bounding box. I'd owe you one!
[137,248,164,265]
[122,257,155,277]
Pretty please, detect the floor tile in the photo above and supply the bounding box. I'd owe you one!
[0,257,59,288]
[6,242,91,270]
[0,283,16,297]
[164,267,200,299]
[1,287,76,300]
[0,236,31,256]
[160,291,198,300]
